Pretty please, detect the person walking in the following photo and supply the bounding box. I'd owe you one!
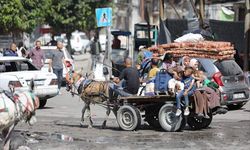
[48,41,67,93]
[90,35,101,70]
[112,35,121,49]
[17,42,28,57]
[3,43,18,56]
[46,35,57,46]
[29,40,45,69]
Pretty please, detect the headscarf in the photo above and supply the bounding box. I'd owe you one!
[189,58,198,70]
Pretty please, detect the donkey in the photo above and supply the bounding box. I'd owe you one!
[66,70,115,129]
[0,80,39,150]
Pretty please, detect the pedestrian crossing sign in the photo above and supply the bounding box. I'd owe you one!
[96,8,112,27]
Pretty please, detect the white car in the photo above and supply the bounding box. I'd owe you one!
[40,46,74,80]
[0,57,58,108]
[70,31,90,54]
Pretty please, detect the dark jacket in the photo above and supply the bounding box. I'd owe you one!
[3,49,18,56]
[90,40,101,55]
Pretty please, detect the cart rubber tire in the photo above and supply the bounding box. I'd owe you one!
[117,105,141,131]
[202,113,213,129]
[158,103,186,132]
[187,112,213,130]
[227,102,245,110]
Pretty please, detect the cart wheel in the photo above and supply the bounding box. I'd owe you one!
[158,103,186,132]
[117,105,141,131]
[202,113,213,129]
[187,111,213,130]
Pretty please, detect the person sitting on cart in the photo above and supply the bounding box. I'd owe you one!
[181,56,191,70]
[112,35,121,49]
[113,57,140,95]
[143,59,160,96]
[189,58,204,88]
[168,67,184,95]
[148,58,160,80]
[161,53,176,71]
[176,66,196,116]
[136,46,152,70]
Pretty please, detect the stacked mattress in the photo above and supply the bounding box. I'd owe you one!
[149,41,235,60]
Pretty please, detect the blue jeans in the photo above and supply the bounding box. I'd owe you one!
[109,83,132,97]
[176,89,195,109]
[53,68,63,89]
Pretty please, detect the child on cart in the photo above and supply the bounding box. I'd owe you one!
[176,66,196,116]
[144,59,160,96]
[168,67,184,95]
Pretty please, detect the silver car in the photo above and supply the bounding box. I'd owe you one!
[191,58,250,110]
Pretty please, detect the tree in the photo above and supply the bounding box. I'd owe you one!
[45,0,111,33]
[44,0,112,53]
[0,0,51,34]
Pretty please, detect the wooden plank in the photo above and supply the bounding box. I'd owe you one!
[119,95,175,103]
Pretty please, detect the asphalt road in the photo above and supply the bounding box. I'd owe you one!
[1,53,250,150]
[12,88,250,150]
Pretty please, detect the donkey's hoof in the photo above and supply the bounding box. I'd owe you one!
[80,121,84,127]
[101,121,107,129]
[101,124,106,129]
[88,125,93,129]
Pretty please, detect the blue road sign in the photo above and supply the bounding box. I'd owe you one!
[95,8,112,27]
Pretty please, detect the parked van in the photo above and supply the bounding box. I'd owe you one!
[70,31,90,54]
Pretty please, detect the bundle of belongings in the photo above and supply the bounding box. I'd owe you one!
[149,41,235,60]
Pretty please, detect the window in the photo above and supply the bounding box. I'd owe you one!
[2,61,17,72]
[80,35,88,39]
[0,60,38,72]
[197,60,206,72]
[214,60,243,76]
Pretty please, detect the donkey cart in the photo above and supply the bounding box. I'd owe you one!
[113,94,213,132]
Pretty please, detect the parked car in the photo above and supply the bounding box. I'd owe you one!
[40,46,74,81]
[180,58,250,110]
[70,31,90,54]
[0,57,58,108]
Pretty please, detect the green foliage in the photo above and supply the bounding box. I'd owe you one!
[0,0,51,33]
[45,0,112,34]
[0,0,112,34]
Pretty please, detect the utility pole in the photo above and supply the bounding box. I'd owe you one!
[159,0,164,20]
[145,1,151,47]
[244,0,250,71]
[104,26,112,78]
[199,0,205,28]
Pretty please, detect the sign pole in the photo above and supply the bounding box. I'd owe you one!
[95,7,112,80]
[103,26,112,78]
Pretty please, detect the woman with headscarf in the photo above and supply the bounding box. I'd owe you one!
[189,58,199,70]
[189,58,209,88]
